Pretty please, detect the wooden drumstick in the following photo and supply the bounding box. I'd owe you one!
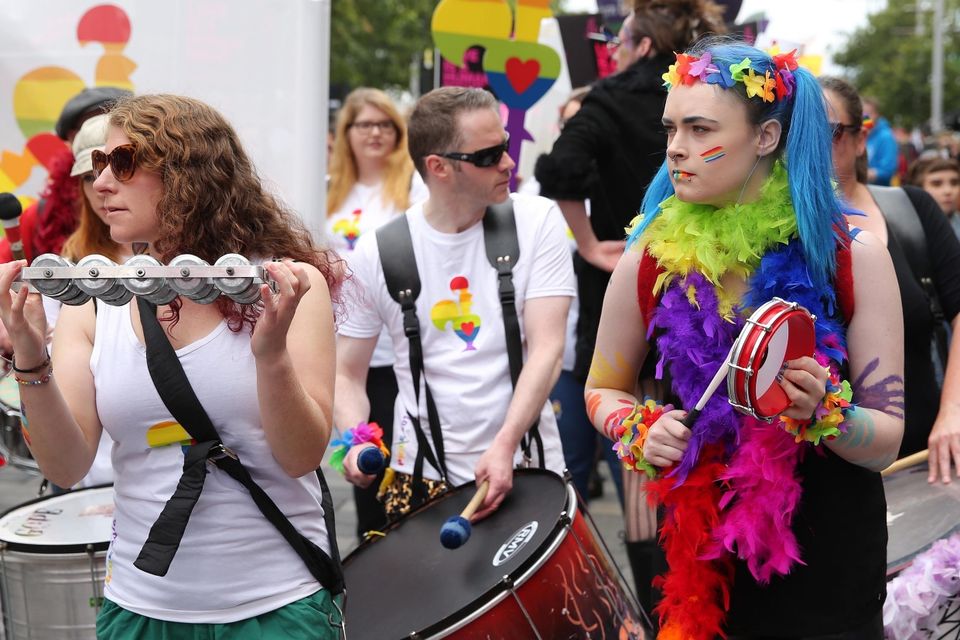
[440,480,490,549]
[881,449,929,477]
[681,344,736,428]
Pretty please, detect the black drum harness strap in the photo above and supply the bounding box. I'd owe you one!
[375,200,545,508]
[131,298,345,600]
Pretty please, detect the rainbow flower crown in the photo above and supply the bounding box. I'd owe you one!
[662,49,800,103]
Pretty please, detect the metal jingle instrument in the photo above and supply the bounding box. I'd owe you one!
[15,253,277,305]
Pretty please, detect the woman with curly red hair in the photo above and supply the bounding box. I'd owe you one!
[0,94,344,639]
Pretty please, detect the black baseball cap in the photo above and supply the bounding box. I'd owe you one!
[55,86,133,140]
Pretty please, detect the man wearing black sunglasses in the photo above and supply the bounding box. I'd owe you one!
[335,87,575,523]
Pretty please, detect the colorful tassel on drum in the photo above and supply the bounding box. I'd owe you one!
[706,418,805,582]
[329,422,389,474]
[646,445,732,640]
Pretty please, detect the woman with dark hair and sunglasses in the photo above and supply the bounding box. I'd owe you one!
[587,40,905,637]
[821,76,960,484]
[0,94,345,639]
[326,87,427,540]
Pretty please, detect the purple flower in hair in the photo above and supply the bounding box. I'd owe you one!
[776,67,796,101]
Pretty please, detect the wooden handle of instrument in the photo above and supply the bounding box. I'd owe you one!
[461,481,490,519]
[881,449,929,477]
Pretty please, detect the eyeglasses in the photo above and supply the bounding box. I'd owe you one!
[434,140,510,168]
[350,120,396,134]
[830,122,861,143]
[91,144,137,182]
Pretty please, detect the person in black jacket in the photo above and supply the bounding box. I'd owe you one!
[534,0,726,622]
[821,76,960,483]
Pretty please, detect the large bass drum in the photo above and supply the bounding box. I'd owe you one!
[0,486,113,639]
[342,469,645,639]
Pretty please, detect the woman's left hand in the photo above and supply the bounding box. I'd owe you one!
[251,259,311,360]
[779,356,829,420]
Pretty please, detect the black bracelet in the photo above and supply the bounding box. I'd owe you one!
[11,350,51,374]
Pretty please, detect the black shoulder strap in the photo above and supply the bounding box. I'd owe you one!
[376,216,448,502]
[870,186,931,280]
[869,185,949,366]
[132,298,344,595]
[482,200,544,468]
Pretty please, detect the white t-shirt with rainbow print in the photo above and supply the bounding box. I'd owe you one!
[339,193,576,486]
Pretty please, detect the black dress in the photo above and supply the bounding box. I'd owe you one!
[881,186,960,456]
[535,53,672,382]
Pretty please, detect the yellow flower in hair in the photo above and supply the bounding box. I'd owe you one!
[743,68,766,100]
[662,62,681,88]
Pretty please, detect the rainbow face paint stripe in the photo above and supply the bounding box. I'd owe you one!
[700,146,726,163]
[672,170,695,181]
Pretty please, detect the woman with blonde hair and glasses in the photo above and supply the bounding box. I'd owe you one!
[327,87,427,539]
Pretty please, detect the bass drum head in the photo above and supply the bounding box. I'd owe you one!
[0,485,114,553]
[885,462,960,575]
[343,469,569,639]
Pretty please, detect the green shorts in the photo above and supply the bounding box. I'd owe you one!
[95,589,343,640]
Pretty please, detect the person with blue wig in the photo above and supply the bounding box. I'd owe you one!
[584,37,904,638]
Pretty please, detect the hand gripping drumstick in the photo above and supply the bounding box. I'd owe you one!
[356,446,386,475]
[681,344,736,428]
[440,480,490,549]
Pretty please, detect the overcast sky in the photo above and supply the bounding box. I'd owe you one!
[562,0,886,73]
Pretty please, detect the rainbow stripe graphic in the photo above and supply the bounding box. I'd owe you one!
[700,146,726,163]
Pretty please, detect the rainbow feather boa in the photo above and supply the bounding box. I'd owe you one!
[639,168,850,638]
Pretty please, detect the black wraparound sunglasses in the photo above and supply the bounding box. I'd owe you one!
[433,139,510,168]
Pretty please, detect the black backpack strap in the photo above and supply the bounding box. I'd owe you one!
[133,298,344,595]
[483,200,544,469]
[376,216,448,504]
[869,185,949,367]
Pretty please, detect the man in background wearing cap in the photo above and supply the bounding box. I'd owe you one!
[0,87,130,352]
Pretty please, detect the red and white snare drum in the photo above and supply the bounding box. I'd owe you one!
[727,298,816,421]
[342,469,645,639]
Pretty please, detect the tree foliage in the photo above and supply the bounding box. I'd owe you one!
[331,0,567,92]
[833,0,960,129]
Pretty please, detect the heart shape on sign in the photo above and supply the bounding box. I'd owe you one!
[460,321,476,335]
[505,57,540,95]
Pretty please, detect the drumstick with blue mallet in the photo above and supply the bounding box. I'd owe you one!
[356,446,386,474]
[440,480,490,549]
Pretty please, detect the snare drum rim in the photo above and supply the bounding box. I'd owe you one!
[0,484,113,554]
[729,299,813,421]
[342,469,575,639]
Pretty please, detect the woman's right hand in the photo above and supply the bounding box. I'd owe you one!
[643,409,692,467]
[0,261,50,367]
[342,443,378,489]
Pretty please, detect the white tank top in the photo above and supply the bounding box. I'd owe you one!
[91,302,331,623]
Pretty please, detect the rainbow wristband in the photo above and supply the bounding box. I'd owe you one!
[779,372,854,445]
[609,398,671,479]
[329,421,390,474]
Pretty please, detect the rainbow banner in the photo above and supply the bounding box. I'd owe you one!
[431,0,562,191]
[0,1,331,237]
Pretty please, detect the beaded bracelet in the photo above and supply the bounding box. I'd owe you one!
[779,371,853,445]
[15,365,53,386]
[11,350,51,374]
[609,398,671,479]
